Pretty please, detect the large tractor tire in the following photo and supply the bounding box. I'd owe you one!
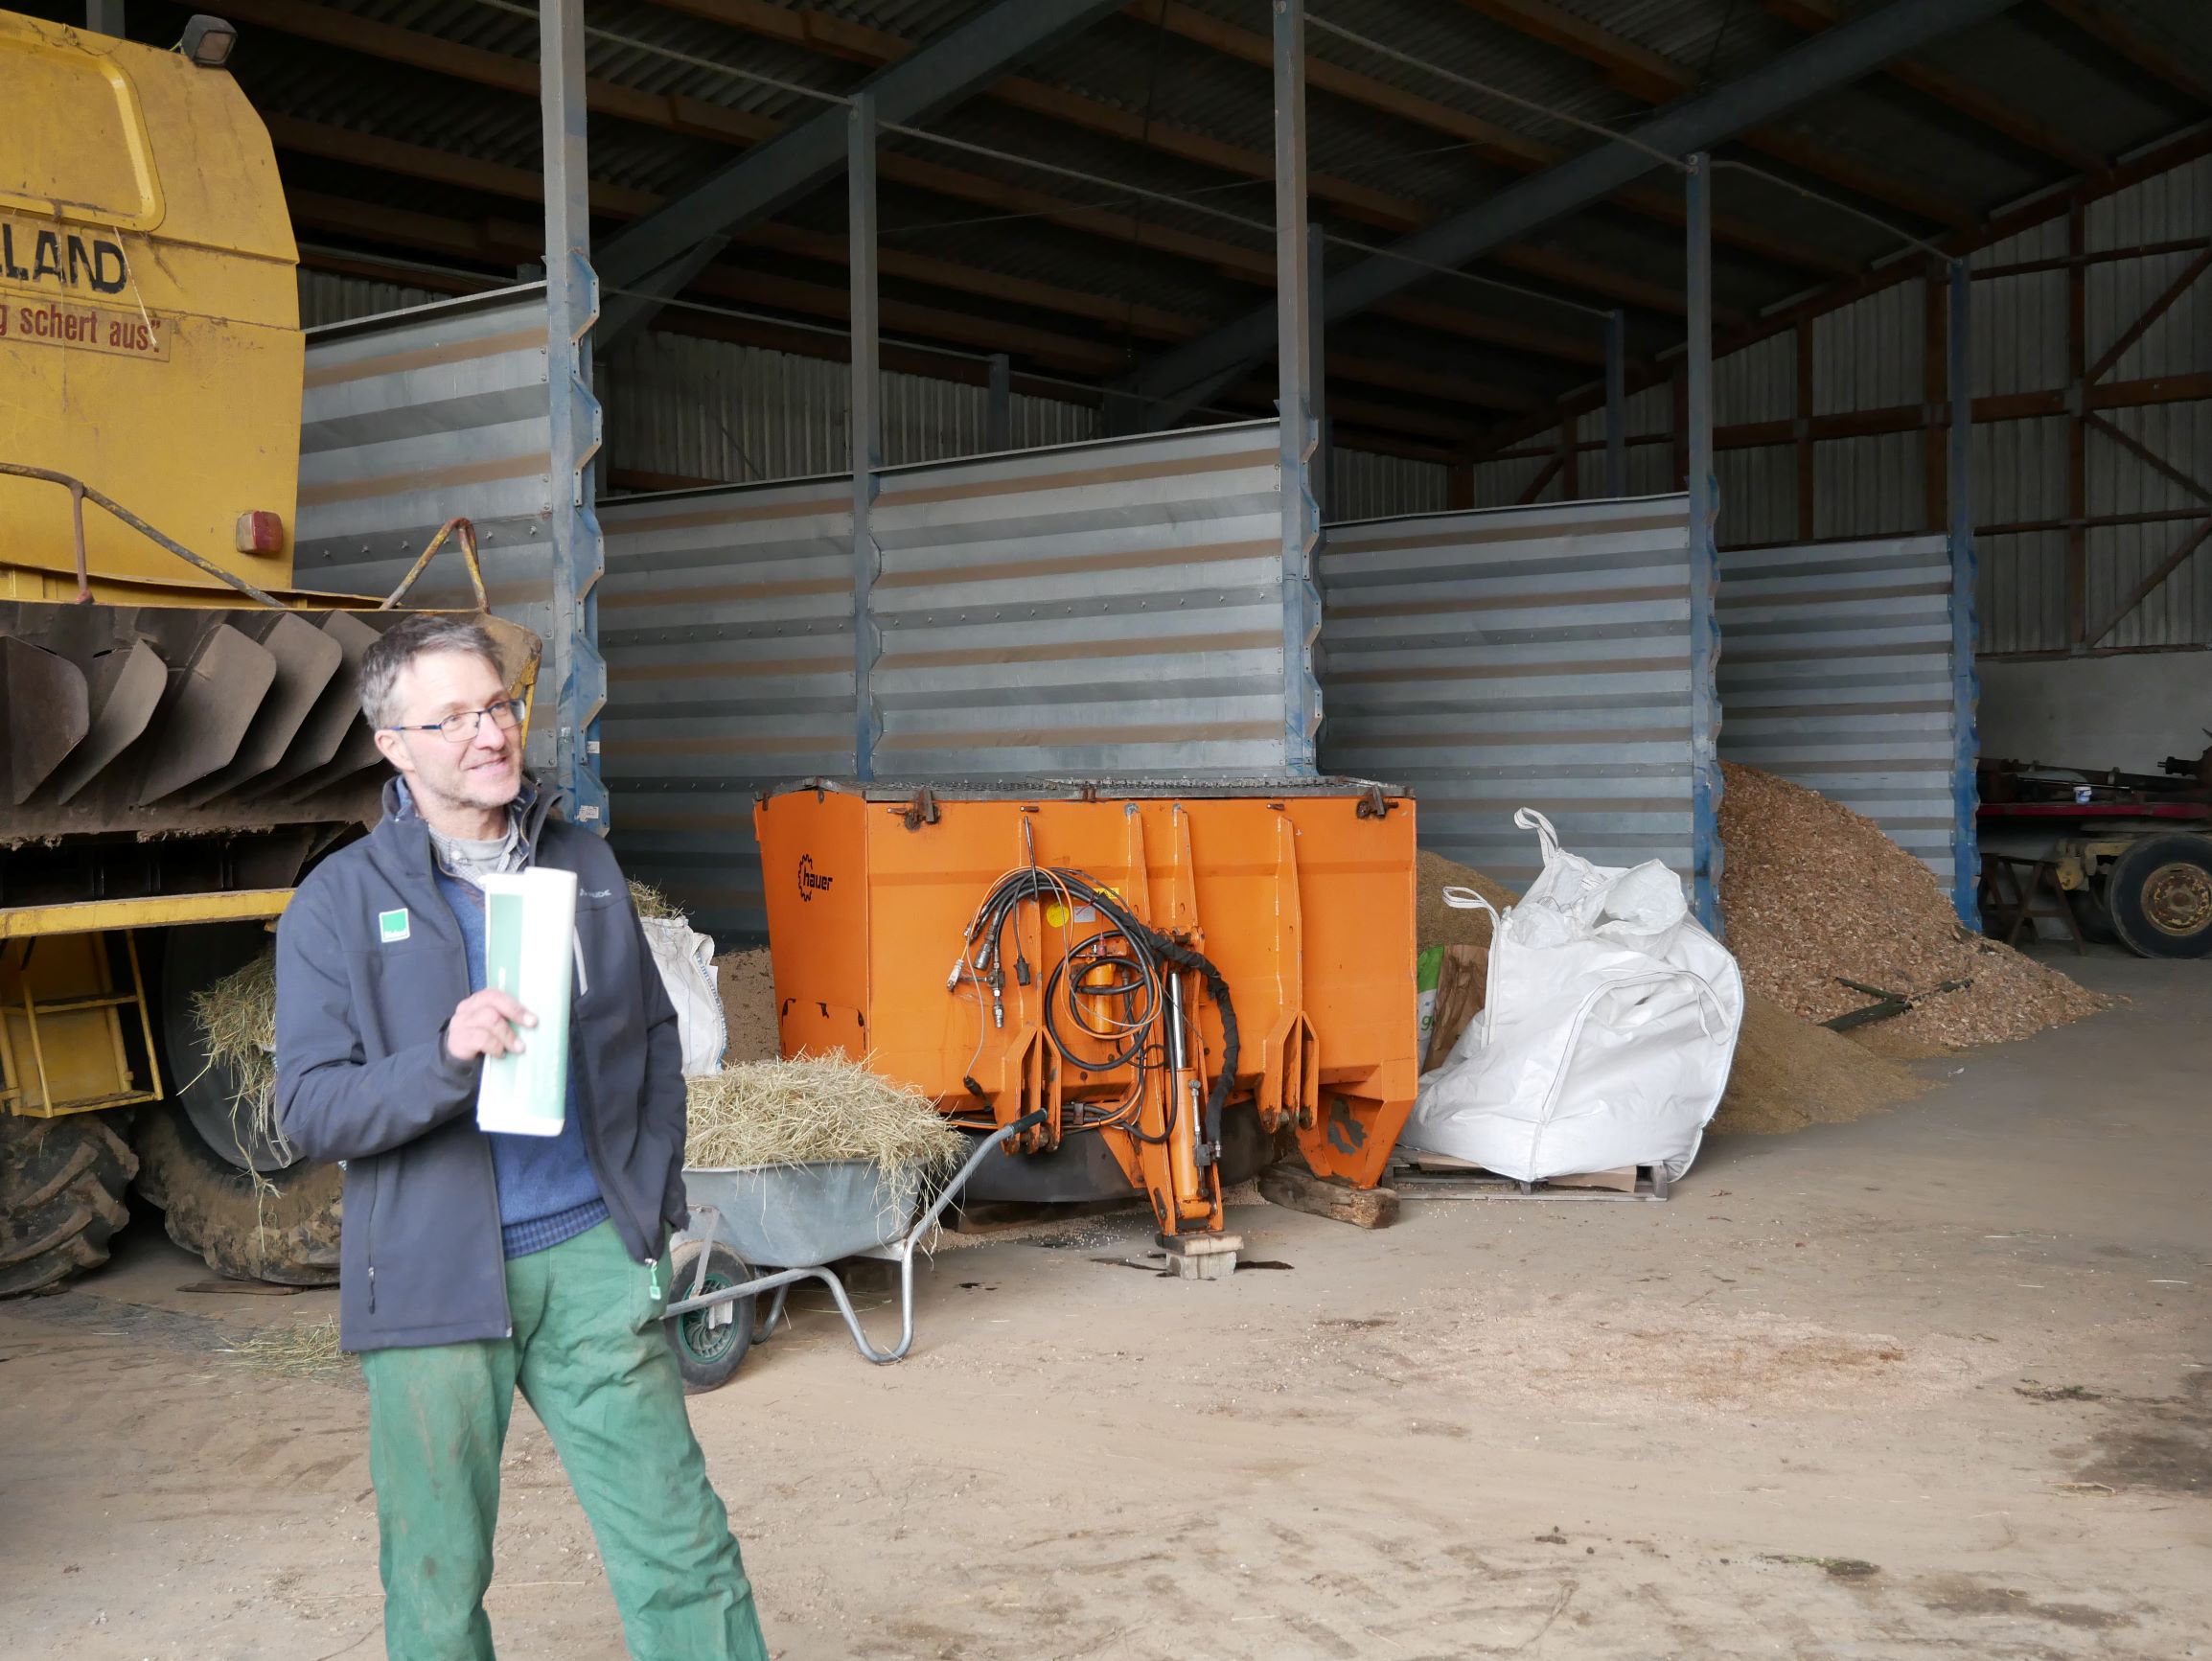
[0,1110,138,1298]
[133,1102,341,1284]
[134,923,341,1284]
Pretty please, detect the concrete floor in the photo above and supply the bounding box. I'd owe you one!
[0,947,2204,1659]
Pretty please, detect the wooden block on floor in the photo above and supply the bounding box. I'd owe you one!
[1257,1161,1399,1230]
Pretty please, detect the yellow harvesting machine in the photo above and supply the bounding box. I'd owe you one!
[0,12,530,1294]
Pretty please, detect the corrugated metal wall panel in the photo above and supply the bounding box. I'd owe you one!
[1317,495,1706,891]
[605,337,846,483]
[1329,448,1448,521]
[2085,402,2212,648]
[597,476,854,936]
[2085,153,2210,250]
[1570,382,1675,448]
[600,332,1101,486]
[1469,454,1554,508]
[299,270,447,327]
[868,422,1303,778]
[1717,534,1965,890]
[1812,281,1925,415]
[2089,246,2210,384]
[596,424,1309,934]
[1979,529,2068,656]
[1972,268,2068,397]
[1717,444,1797,547]
[1813,432,1924,540]
[293,285,571,780]
[1972,216,2067,271]
[1978,415,2069,527]
[1716,331,1794,426]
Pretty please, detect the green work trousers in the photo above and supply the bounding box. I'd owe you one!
[357,1221,767,1661]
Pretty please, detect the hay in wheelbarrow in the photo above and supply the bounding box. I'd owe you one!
[683,1055,964,1178]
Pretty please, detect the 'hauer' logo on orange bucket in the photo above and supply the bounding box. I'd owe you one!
[797,855,834,901]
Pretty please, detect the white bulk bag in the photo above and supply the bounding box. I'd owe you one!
[639,915,728,1077]
[1403,809,1742,1183]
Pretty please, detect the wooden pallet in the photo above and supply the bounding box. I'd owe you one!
[1388,1157,1671,1202]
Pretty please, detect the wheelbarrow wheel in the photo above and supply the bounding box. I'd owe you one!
[664,1237,755,1394]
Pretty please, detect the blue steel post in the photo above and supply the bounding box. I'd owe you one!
[1604,310,1627,497]
[541,0,608,828]
[850,94,883,782]
[1948,259,1982,929]
[1276,0,1321,773]
[1685,153,1722,933]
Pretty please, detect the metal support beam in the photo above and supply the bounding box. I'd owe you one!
[1686,154,1721,934]
[1947,259,1980,929]
[1308,222,1328,519]
[85,1,123,35]
[985,353,1011,452]
[1124,0,2024,413]
[541,0,607,828]
[1603,310,1626,496]
[2065,204,2087,648]
[1275,0,1321,771]
[595,0,1121,344]
[850,95,883,783]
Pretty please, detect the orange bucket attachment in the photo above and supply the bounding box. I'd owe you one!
[753,779,1418,1236]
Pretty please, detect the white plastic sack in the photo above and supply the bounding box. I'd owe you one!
[1403,809,1742,1183]
[640,915,727,1076]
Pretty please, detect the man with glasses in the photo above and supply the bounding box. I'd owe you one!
[272,612,768,1660]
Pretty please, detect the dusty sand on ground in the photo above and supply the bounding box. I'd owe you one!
[5,956,2200,1661]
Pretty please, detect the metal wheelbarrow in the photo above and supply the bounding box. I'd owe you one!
[661,1109,1047,1392]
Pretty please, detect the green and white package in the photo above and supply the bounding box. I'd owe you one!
[1415,945,1444,1063]
[473,865,576,1137]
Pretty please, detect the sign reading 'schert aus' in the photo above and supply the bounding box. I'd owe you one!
[0,294,167,359]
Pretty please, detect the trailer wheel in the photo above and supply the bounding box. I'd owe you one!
[664,1237,754,1393]
[2108,834,2212,959]
[0,1111,138,1299]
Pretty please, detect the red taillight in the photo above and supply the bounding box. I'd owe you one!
[235,511,285,554]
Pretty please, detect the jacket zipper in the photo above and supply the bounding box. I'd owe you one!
[360,1162,381,1314]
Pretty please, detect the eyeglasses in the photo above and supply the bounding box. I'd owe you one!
[387,698,526,743]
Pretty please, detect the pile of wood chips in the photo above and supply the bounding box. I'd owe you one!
[1718,763,2108,1049]
[1416,848,1929,1136]
[1416,850,1516,951]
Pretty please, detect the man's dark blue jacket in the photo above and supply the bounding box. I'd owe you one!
[274,777,688,1352]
